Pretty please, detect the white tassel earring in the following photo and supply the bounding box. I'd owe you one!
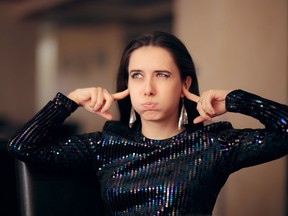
[178,98,188,130]
[129,107,137,128]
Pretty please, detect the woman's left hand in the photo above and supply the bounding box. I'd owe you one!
[182,87,232,124]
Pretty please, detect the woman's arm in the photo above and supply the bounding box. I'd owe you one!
[8,93,102,171]
[218,90,288,172]
[8,88,129,171]
[183,87,288,171]
[226,90,287,131]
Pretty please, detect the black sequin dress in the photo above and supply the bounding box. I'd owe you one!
[8,90,288,215]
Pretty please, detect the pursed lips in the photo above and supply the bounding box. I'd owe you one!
[142,102,158,109]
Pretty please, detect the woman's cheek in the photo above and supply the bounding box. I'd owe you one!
[129,92,138,107]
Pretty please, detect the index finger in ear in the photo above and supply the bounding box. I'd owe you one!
[182,86,200,103]
[112,89,129,101]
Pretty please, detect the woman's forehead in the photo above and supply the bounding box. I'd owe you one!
[128,46,177,69]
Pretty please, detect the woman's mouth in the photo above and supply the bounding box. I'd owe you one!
[142,102,157,109]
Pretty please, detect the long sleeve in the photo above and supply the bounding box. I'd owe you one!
[8,89,287,215]
[219,89,288,172]
[8,93,102,171]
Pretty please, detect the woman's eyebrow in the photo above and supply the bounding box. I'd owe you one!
[154,70,172,73]
[129,69,142,73]
[129,69,172,74]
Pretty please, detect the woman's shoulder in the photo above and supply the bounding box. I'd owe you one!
[196,121,233,133]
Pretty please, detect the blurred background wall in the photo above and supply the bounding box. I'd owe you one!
[175,1,288,216]
[0,0,287,215]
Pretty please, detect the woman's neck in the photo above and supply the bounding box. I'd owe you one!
[141,120,184,140]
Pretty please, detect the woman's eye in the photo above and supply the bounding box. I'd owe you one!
[131,73,143,79]
[156,72,170,78]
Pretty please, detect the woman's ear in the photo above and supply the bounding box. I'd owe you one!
[181,76,192,97]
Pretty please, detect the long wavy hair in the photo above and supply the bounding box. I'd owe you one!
[116,31,203,130]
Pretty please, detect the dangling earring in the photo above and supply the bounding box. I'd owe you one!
[129,107,136,128]
[178,98,188,130]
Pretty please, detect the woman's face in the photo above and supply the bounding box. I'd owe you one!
[128,46,184,125]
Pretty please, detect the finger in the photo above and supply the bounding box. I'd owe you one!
[204,102,216,115]
[93,88,105,111]
[112,89,129,101]
[193,116,205,124]
[196,105,212,122]
[199,99,215,116]
[193,115,213,124]
[201,91,215,115]
[100,92,114,113]
[97,111,113,120]
[83,104,113,120]
[182,86,200,103]
[87,89,98,108]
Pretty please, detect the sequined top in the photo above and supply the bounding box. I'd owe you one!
[8,90,288,215]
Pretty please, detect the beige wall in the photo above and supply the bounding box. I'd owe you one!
[57,25,124,132]
[35,24,124,133]
[174,0,287,215]
[0,20,36,125]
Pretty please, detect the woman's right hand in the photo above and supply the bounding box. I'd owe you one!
[67,87,129,120]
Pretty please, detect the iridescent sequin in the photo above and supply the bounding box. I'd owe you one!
[8,90,288,215]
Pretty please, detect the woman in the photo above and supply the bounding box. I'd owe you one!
[8,31,288,215]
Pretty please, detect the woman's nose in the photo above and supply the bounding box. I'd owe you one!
[144,79,155,96]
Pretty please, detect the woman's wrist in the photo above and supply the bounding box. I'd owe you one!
[67,90,80,105]
[53,92,79,112]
